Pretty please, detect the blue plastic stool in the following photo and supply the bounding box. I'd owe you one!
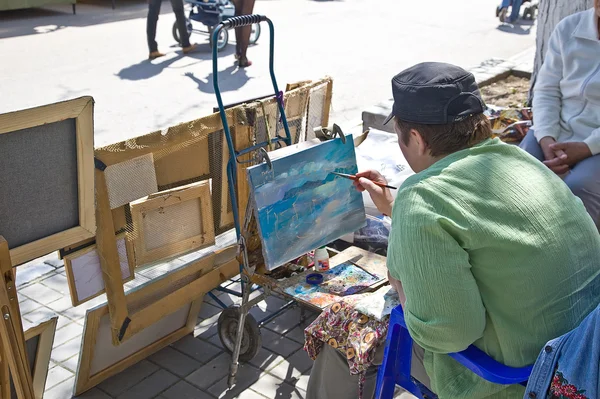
[375,306,533,398]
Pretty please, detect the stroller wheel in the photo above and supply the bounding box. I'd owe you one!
[249,23,261,45]
[208,26,229,52]
[173,19,193,45]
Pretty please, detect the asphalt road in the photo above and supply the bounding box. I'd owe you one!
[0,0,536,145]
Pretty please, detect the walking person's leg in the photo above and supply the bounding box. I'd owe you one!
[498,0,511,22]
[508,0,523,22]
[233,0,255,67]
[147,0,164,58]
[170,0,196,52]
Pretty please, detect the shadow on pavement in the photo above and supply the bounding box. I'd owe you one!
[0,0,169,40]
[496,19,534,35]
[184,64,250,93]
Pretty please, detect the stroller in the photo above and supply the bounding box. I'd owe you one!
[496,0,539,22]
[172,0,261,51]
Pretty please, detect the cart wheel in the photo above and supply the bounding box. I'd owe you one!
[173,19,193,45]
[249,23,261,45]
[208,27,229,52]
[218,306,261,362]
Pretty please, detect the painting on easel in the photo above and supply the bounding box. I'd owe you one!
[247,135,366,270]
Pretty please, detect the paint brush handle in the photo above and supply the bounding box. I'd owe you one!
[369,180,398,190]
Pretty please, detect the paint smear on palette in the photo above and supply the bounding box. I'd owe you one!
[284,262,380,308]
[246,135,367,270]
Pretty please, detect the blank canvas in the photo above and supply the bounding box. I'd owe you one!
[104,153,158,209]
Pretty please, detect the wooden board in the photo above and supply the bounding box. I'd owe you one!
[0,97,96,266]
[64,233,135,307]
[129,180,215,266]
[9,317,58,399]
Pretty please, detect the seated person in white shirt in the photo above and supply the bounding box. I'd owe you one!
[520,2,600,229]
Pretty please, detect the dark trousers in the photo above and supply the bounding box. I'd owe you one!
[233,0,256,59]
[147,0,190,53]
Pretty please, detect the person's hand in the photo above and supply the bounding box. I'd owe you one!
[548,142,593,167]
[539,136,569,175]
[352,170,394,216]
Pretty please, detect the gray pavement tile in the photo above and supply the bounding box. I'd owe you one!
[195,313,220,339]
[207,362,263,399]
[45,296,75,314]
[185,353,230,390]
[161,380,213,399]
[56,316,77,331]
[51,335,83,363]
[171,334,221,364]
[198,302,222,320]
[44,257,65,268]
[16,263,55,287]
[74,388,112,398]
[238,389,269,399]
[260,328,302,358]
[97,360,159,397]
[40,273,70,294]
[44,376,75,399]
[264,308,304,335]
[247,374,299,399]
[20,283,63,305]
[115,369,179,399]
[52,322,83,348]
[266,349,312,382]
[205,332,224,349]
[248,347,284,372]
[284,326,306,345]
[22,306,57,325]
[148,346,202,378]
[19,298,42,315]
[62,354,80,373]
[287,374,310,392]
[45,365,73,390]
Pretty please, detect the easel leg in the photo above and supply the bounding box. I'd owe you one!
[0,237,34,399]
[0,344,10,399]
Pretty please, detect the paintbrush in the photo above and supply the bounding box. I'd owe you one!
[331,172,397,190]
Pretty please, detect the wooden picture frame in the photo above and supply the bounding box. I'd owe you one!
[64,233,135,307]
[129,180,215,266]
[0,97,96,266]
[74,248,238,395]
[14,317,58,399]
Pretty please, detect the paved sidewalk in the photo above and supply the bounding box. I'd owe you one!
[17,253,318,399]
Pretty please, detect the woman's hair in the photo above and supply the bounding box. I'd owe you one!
[395,113,493,157]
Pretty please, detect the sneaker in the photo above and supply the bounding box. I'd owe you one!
[149,51,166,60]
[498,7,508,23]
[182,43,198,54]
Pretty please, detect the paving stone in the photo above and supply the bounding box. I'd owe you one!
[62,354,80,373]
[15,263,55,286]
[284,326,306,345]
[22,306,57,324]
[171,334,221,364]
[97,360,159,397]
[20,283,63,304]
[161,380,213,399]
[194,313,220,339]
[44,376,75,399]
[207,362,263,398]
[248,347,284,372]
[185,353,231,390]
[45,365,73,390]
[51,335,83,363]
[238,389,269,399]
[44,257,65,268]
[56,316,76,331]
[115,369,178,399]
[52,322,83,348]
[264,307,304,335]
[247,373,298,399]
[148,346,202,377]
[260,328,302,358]
[74,388,112,398]
[288,374,310,392]
[198,302,222,320]
[19,298,41,315]
[45,296,74,314]
[40,273,69,294]
[206,332,223,349]
[267,349,313,382]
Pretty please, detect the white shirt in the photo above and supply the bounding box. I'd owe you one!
[533,8,600,155]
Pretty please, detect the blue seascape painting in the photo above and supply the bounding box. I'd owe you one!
[247,135,366,270]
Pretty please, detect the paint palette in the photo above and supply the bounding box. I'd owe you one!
[283,262,381,308]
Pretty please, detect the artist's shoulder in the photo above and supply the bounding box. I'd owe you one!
[395,174,442,207]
